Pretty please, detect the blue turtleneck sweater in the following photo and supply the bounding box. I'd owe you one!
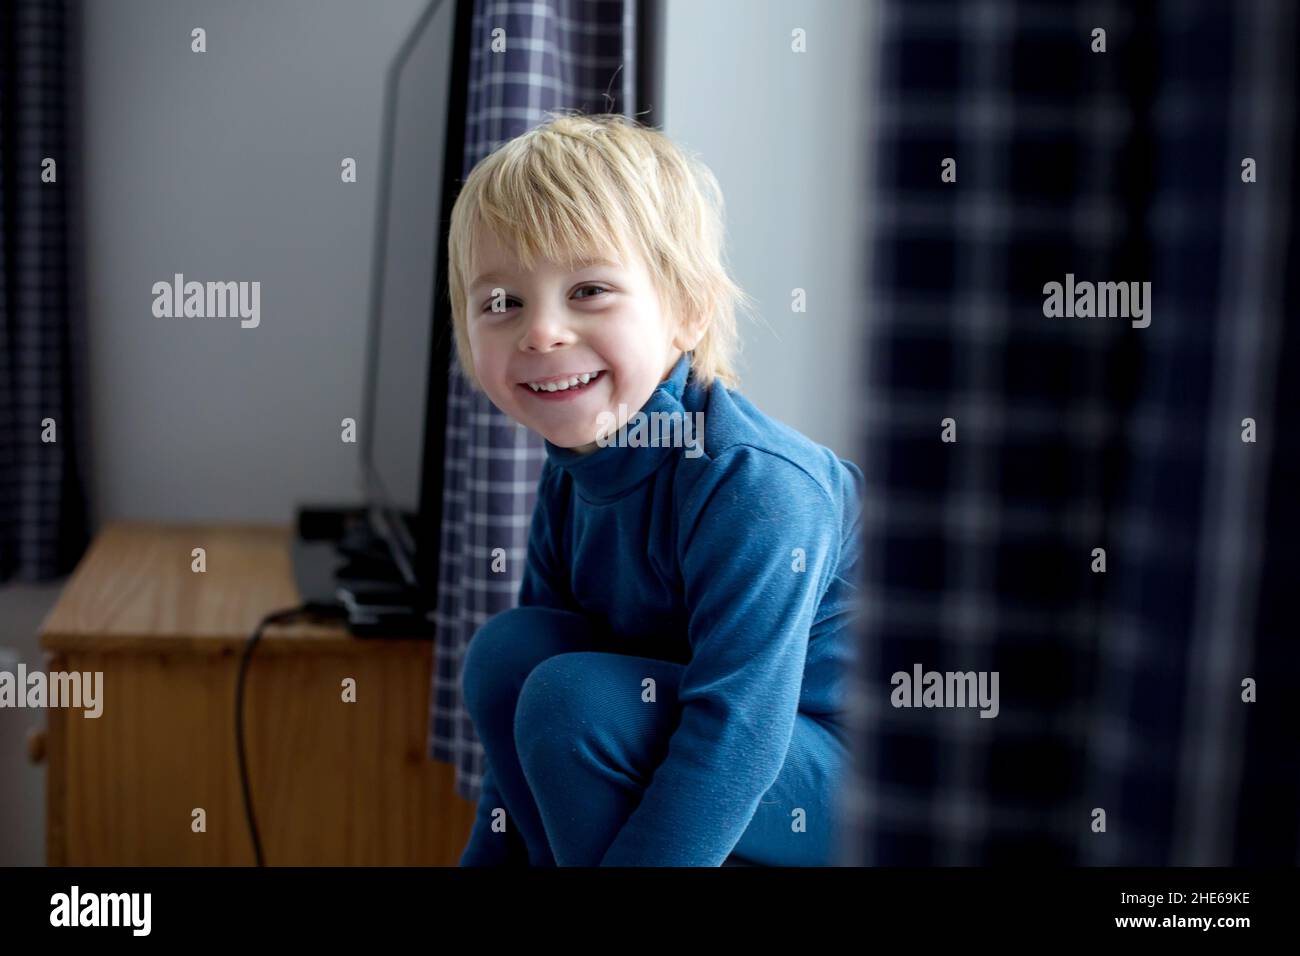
[521,351,864,866]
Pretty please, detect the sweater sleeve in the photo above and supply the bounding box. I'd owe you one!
[599,446,839,866]
[517,461,577,611]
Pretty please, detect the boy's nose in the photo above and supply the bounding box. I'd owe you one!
[519,307,575,352]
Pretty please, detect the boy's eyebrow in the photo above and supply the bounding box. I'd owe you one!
[469,258,622,291]
[469,271,511,290]
[571,257,623,271]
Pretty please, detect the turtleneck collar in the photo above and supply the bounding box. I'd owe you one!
[544,350,696,501]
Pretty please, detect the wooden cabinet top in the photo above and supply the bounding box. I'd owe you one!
[39,522,426,656]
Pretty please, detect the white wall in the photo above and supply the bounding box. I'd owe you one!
[82,0,429,526]
[663,0,872,461]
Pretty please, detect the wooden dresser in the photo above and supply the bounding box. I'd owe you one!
[36,521,475,865]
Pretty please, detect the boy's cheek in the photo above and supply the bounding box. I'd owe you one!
[466,336,498,389]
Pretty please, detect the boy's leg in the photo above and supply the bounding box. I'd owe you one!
[727,714,849,866]
[458,763,529,865]
[515,650,848,866]
[514,651,684,866]
[459,606,611,867]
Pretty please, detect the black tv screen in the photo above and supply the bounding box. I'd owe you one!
[360,0,466,590]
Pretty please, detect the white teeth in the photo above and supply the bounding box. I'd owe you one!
[526,371,600,392]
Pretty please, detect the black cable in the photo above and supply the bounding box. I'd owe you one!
[236,603,345,867]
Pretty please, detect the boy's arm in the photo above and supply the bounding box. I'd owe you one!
[599,447,839,867]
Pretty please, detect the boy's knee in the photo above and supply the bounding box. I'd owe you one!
[513,653,597,759]
[460,611,520,715]
[461,606,596,716]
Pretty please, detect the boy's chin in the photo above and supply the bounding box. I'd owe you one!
[543,430,600,453]
[521,417,588,447]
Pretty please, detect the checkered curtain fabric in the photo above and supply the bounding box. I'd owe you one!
[843,0,1300,865]
[0,0,90,583]
[427,0,639,802]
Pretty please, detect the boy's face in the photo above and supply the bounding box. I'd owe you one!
[466,225,698,453]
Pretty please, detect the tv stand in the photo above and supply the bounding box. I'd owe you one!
[36,520,472,864]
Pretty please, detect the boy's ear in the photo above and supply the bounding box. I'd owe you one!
[672,311,707,352]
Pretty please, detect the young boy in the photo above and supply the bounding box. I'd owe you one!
[450,112,864,867]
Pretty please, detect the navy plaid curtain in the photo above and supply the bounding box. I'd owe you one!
[0,0,89,583]
[427,0,640,802]
[844,0,1299,865]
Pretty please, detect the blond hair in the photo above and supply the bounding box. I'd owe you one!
[446,111,754,392]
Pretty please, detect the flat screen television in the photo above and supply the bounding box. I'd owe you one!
[358,0,470,599]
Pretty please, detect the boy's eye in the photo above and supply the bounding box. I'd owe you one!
[481,295,520,313]
[479,286,608,313]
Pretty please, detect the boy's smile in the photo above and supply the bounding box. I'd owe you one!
[466,225,702,454]
[519,367,606,399]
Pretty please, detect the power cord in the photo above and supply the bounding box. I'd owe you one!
[236,602,347,866]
